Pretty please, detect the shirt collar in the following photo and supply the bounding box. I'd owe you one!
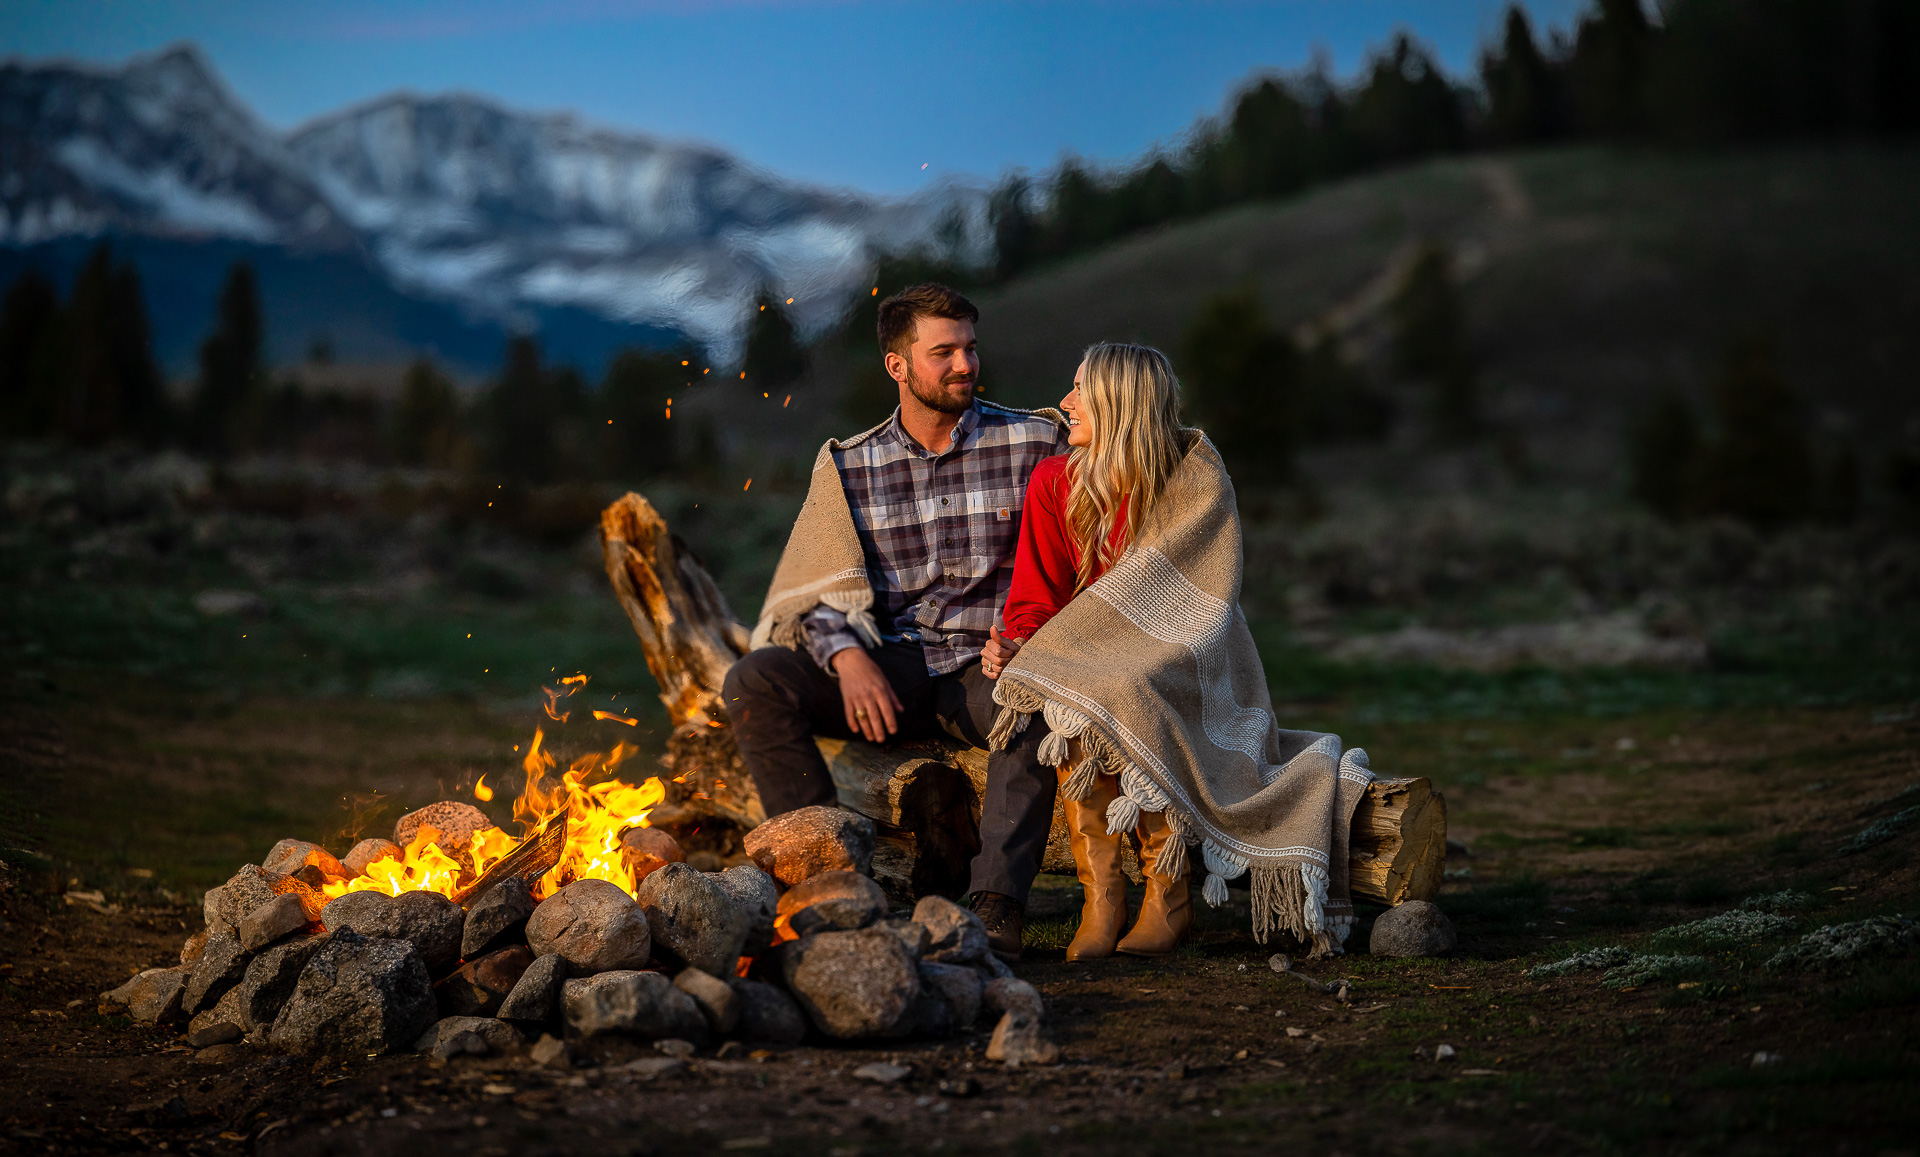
[886,399,981,459]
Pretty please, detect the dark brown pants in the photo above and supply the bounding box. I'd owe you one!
[721,642,1056,905]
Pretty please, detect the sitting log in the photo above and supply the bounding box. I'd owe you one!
[598,491,1445,906]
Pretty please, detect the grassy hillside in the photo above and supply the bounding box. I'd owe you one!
[967,144,1920,483]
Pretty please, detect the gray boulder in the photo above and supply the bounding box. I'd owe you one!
[343,838,401,877]
[880,915,931,959]
[235,933,327,1031]
[780,926,921,1039]
[239,892,313,952]
[777,870,887,938]
[672,967,739,1034]
[462,876,536,958]
[560,970,707,1043]
[267,929,437,1056]
[103,966,188,1024]
[1369,901,1457,958]
[636,863,749,977]
[185,986,247,1048]
[319,889,465,975]
[183,930,250,1015]
[526,879,652,974]
[415,1015,521,1056]
[742,806,874,887]
[983,976,1044,1018]
[435,945,534,1017]
[712,865,779,953]
[262,839,348,882]
[620,827,685,886]
[986,1007,1061,1066]
[204,865,290,937]
[914,895,990,965]
[918,961,984,1031]
[498,953,567,1024]
[727,977,808,1045]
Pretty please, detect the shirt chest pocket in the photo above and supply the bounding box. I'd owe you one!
[961,487,1021,521]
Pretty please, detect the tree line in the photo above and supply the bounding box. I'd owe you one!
[988,0,1918,280]
[0,250,819,485]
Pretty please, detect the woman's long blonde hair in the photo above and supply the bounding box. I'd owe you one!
[1065,342,1185,592]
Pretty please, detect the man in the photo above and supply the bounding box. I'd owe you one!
[725,283,1066,960]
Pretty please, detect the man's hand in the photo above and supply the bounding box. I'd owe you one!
[831,647,902,742]
[981,624,1023,680]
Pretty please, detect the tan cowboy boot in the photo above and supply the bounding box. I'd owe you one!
[1061,765,1129,961]
[1116,807,1192,957]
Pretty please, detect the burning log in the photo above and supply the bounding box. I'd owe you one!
[449,806,570,907]
[596,491,1448,907]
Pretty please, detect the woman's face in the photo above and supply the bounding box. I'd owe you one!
[1061,365,1092,448]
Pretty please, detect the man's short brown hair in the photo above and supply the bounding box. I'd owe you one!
[876,283,979,359]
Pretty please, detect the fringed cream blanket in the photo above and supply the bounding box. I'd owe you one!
[748,434,885,652]
[988,433,1375,956]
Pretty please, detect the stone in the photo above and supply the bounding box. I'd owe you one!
[654,1037,696,1058]
[527,879,652,974]
[462,876,536,959]
[262,839,348,882]
[239,892,314,952]
[986,1008,1060,1067]
[1369,901,1458,958]
[852,1061,911,1084]
[343,838,402,877]
[907,986,953,1038]
[777,870,887,938]
[415,1015,521,1056]
[914,895,990,966]
[183,930,250,1015]
[728,978,808,1045]
[780,926,921,1039]
[185,986,247,1047]
[498,953,567,1024]
[205,865,290,936]
[560,970,707,1044]
[529,1033,572,1069]
[179,928,209,966]
[435,945,535,1017]
[191,1043,248,1066]
[104,966,187,1024]
[267,929,438,1056]
[712,865,780,953]
[320,889,465,975]
[621,1056,686,1079]
[881,915,931,960]
[432,1029,488,1060]
[742,806,874,887]
[673,967,740,1034]
[393,801,495,853]
[620,827,685,885]
[980,953,1015,980]
[636,863,750,977]
[235,933,326,1031]
[918,961,985,1031]
[983,977,1044,1019]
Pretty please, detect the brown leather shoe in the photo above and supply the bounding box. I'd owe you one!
[1116,808,1192,958]
[1061,764,1128,961]
[968,891,1024,962]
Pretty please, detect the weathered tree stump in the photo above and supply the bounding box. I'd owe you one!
[598,491,1446,905]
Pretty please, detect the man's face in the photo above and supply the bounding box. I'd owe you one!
[890,316,978,415]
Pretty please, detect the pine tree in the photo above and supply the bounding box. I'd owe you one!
[1570,0,1654,137]
[63,245,166,446]
[191,261,265,458]
[486,336,557,482]
[1389,242,1479,442]
[0,269,62,438]
[1346,34,1469,167]
[1182,286,1301,482]
[742,291,807,391]
[596,347,679,481]
[390,358,464,468]
[1482,6,1560,145]
[989,174,1037,280]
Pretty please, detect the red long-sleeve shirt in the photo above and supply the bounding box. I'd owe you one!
[1000,454,1130,642]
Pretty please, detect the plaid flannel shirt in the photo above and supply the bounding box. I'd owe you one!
[804,400,1069,675]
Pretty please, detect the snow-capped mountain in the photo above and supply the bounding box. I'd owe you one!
[0,45,988,358]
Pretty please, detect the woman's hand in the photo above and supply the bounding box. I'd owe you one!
[832,647,902,742]
[981,624,1023,680]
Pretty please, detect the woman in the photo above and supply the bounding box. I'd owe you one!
[981,342,1190,960]
[982,343,1372,965]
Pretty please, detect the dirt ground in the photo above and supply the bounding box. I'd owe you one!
[2,678,1917,1156]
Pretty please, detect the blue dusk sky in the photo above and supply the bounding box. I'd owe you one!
[3,0,1589,194]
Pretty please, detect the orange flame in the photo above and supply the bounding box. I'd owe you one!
[473,774,493,802]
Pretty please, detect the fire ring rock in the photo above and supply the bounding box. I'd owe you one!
[1369,900,1458,958]
[415,1015,522,1056]
[498,953,567,1024]
[185,987,248,1048]
[183,930,250,1015]
[102,966,189,1025]
[239,892,314,952]
[742,805,875,888]
[727,977,808,1045]
[436,945,535,1018]
[619,827,685,886]
[918,961,985,1031]
[262,839,349,883]
[319,890,465,976]
[672,967,740,1034]
[636,863,749,978]
[343,838,402,877]
[780,926,921,1039]
[393,801,494,853]
[711,864,779,953]
[267,929,437,1056]
[235,933,326,1031]
[914,895,991,966]
[776,870,887,938]
[561,970,707,1043]
[205,865,289,937]
[526,879,652,975]
[461,875,536,959]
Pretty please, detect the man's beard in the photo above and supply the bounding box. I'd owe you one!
[906,363,976,415]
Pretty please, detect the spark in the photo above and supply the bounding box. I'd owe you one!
[743,478,752,491]
[783,395,791,407]
[592,710,639,727]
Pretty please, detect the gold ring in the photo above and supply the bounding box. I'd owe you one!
[855,707,868,717]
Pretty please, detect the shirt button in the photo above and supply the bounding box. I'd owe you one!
[940,497,950,506]
[944,538,953,546]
